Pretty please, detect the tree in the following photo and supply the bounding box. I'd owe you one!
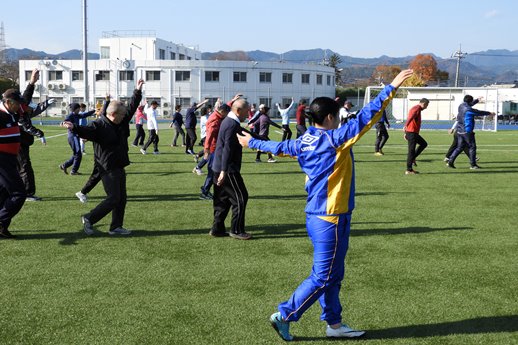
[371,65,401,85]
[409,54,437,83]
[210,51,250,61]
[0,61,19,94]
[328,53,343,85]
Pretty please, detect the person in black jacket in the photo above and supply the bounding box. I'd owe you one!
[211,98,251,240]
[62,79,144,235]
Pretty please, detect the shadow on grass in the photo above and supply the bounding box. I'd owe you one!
[295,315,518,341]
[352,226,472,236]
[426,168,518,175]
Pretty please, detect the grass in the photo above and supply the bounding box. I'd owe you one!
[1,125,517,344]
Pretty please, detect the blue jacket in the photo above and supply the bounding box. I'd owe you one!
[66,110,95,137]
[249,84,396,215]
[456,101,491,133]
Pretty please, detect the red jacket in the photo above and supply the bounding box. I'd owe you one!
[405,104,422,133]
[134,107,147,125]
[296,104,306,126]
[204,110,225,153]
[0,103,21,155]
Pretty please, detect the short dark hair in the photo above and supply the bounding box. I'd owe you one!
[80,103,86,108]
[175,104,181,111]
[463,95,474,104]
[420,98,430,104]
[306,97,340,125]
[150,100,158,106]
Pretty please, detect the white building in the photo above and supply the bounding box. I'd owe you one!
[18,32,335,116]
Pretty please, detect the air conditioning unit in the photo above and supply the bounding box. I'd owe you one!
[61,109,67,115]
[163,102,169,108]
[61,101,67,107]
[59,84,66,90]
[47,83,55,90]
[163,110,169,116]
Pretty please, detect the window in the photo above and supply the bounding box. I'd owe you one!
[316,74,323,85]
[175,97,191,108]
[170,52,176,60]
[205,71,220,82]
[25,70,32,81]
[327,75,332,85]
[95,71,110,81]
[259,97,272,108]
[510,102,517,111]
[48,71,63,81]
[175,71,191,82]
[146,98,161,107]
[281,98,293,108]
[119,71,134,81]
[301,74,310,84]
[205,98,219,108]
[146,71,161,81]
[100,46,110,59]
[179,54,185,60]
[72,71,84,81]
[187,57,191,60]
[233,71,247,82]
[282,73,293,83]
[259,72,272,83]
[159,49,165,60]
[71,97,84,104]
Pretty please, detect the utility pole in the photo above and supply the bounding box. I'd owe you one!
[451,45,467,87]
[82,0,89,106]
[0,22,7,64]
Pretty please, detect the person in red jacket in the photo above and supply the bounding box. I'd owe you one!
[404,98,429,175]
[295,99,307,138]
[131,105,146,146]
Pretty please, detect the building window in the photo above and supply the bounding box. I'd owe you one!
[175,71,191,82]
[327,75,332,85]
[316,74,323,85]
[187,57,191,60]
[205,71,220,82]
[48,71,63,81]
[100,46,110,59]
[159,49,165,60]
[259,97,272,107]
[95,71,110,81]
[259,72,272,83]
[282,73,293,83]
[179,54,185,60]
[301,74,310,84]
[71,97,84,104]
[119,71,134,81]
[170,52,176,60]
[205,97,219,108]
[233,71,247,82]
[146,97,161,106]
[511,102,517,111]
[25,70,32,81]
[175,97,191,108]
[281,98,293,107]
[146,71,161,81]
[72,71,84,81]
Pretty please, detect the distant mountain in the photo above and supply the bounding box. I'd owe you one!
[4,48,99,60]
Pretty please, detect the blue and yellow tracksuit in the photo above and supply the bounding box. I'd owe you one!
[248,84,396,325]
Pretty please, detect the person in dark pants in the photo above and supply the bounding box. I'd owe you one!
[60,103,95,175]
[211,98,251,240]
[374,110,390,155]
[185,99,209,155]
[295,99,307,138]
[404,98,429,175]
[170,104,185,146]
[62,79,144,235]
[276,98,295,141]
[141,101,160,154]
[248,104,284,163]
[131,105,146,147]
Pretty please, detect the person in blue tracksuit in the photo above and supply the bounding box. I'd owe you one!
[237,70,413,341]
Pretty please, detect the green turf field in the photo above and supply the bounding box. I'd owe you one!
[1,125,517,344]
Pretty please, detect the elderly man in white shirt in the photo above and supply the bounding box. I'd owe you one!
[140,100,160,154]
[276,97,295,141]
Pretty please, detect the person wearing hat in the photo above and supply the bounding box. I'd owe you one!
[184,99,209,155]
[59,102,96,175]
[248,104,283,163]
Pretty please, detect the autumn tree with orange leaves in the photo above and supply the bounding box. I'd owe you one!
[371,65,402,85]
[409,54,438,83]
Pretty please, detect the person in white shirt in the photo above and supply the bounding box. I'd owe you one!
[276,97,295,141]
[338,101,354,127]
[140,101,160,154]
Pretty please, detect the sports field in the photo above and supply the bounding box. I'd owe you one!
[1,125,517,344]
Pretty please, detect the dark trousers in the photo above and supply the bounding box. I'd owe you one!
[0,154,26,228]
[81,163,102,195]
[375,123,389,152]
[282,125,292,141]
[405,132,428,171]
[296,125,307,138]
[132,124,146,146]
[446,132,469,159]
[201,153,214,195]
[172,125,185,146]
[185,128,197,153]
[212,171,248,234]
[449,132,477,166]
[17,145,36,196]
[85,168,126,231]
[64,135,82,173]
[143,129,159,152]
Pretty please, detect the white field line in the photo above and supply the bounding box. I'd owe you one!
[44,132,68,139]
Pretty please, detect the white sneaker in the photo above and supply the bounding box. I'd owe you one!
[267,158,277,163]
[82,216,94,236]
[75,191,88,203]
[326,324,365,338]
[192,167,203,175]
[140,148,146,155]
[108,227,131,235]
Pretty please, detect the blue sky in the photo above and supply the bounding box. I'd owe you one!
[4,0,517,58]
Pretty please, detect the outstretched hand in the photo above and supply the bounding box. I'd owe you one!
[390,69,413,88]
[236,131,252,148]
[61,121,73,129]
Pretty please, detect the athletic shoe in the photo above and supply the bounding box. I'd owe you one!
[170,144,177,147]
[443,157,450,162]
[209,229,229,237]
[193,155,199,163]
[131,143,138,147]
[267,158,277,163]
[26,195,42,202]
[75,191,88,203]
[326,324,365,338]
[59,164,68,175]
[446,161,456,169]
[108,227,131,235]
[193,167,203,176]
[187,149,195,155]
[255,159,262,163]
[82,216,94,236]
[229,232,252,240]
[470,164,480,170]
[70,171,81,175]
[0,223,16,239]
[270,312,293,341]
[476,156,480,162]
[379,149,384,155]
[153,151,160,155]
[199,192,213,200]
[405,170,419,175]
[140,148,146,155]
[374,152,383,156]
